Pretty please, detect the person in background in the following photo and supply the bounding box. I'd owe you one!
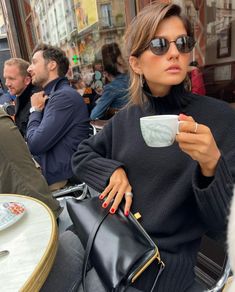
[26,44,90,191]
[72,75,97,114]
[69,3,235,292]
[0,90,16,105]
[187,60,206,95]
[0,90,16,117]
[90,42,129,120]
[91,60,105,96]
[0,107,61,218]
[0,77,16,117]
[3,58,35,138]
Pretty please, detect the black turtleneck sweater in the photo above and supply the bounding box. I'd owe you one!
[72,84,235,292]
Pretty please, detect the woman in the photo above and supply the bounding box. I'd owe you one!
[42,3,235,292]
[90,42,129,120]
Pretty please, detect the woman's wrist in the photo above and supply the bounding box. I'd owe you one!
[199,153,221,177]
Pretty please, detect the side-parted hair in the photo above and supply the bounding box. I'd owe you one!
[124,2,194,105]
[4,58,30,77]
[32,43,69,77]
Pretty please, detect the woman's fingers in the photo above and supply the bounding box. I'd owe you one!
[176,117,221,176]
[109,186,132,215]
[99,184,113,200]
[179,113,195,122]
[99,167,133,215]
[124,190,133,216]
[179,122,199,134]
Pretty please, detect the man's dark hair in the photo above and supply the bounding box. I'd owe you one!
[32,43,69,77]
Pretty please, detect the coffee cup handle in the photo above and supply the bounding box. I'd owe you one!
[177,121,184,134]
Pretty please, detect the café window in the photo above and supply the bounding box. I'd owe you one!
[4,0,133,99]
[173,0,235,107]
[6,0,235,108]
[66,0,127,96]
[100,3,112,27]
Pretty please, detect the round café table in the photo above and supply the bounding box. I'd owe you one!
[0,194,58,292]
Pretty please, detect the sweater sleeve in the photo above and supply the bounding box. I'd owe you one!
[193,154,234,230]
[72,119,124,192]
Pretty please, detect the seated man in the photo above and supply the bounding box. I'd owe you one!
[3,58,36,138]
[0,108,61,218]
[26,44,90,190]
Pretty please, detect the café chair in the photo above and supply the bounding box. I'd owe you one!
[195,230,231,292]
[205,257,231,291]
[52,182,85,198]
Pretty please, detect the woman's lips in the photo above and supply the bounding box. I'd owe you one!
[166,65,181,73]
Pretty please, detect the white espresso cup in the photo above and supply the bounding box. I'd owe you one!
[140,115,180,147]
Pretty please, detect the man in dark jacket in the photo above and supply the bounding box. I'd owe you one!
[26,44,90,190]
[3,58,35,138]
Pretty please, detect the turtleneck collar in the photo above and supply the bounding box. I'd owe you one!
[44,77,67,96]
[142,82,191,115]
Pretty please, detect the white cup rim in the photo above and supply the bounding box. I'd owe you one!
[140,114,179,121]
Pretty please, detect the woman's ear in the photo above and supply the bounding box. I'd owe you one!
[129,56,142,74]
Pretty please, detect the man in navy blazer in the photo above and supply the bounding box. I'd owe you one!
[27,44,89,190]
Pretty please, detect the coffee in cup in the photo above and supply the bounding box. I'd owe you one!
[140,115,180,147]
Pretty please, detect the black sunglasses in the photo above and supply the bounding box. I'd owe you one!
[149,35,196,55]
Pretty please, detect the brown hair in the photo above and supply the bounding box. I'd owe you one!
[124,2,194,105]
[101,42,128,76]
[32,43,69,77]
[4,58,30,77]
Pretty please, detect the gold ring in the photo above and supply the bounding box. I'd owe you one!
[194,122,198,133]
[125,192,133,199]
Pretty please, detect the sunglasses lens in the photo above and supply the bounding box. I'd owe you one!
[150,38,169,55]
[176,36,195,53]
[149,36,195,55]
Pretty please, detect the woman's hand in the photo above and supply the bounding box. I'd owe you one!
[99,167,133,216]
[175,114,221,177]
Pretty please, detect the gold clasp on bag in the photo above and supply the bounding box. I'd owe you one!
[131,249,164,283]
[134,212,141,220]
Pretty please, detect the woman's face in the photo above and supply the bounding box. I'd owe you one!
[130,16,191,97]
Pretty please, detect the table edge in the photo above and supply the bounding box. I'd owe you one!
[0,194,58,292]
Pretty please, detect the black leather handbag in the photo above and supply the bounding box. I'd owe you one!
[67,196,165,292]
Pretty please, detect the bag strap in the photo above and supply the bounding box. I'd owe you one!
[82,207,109,292]
[150,263,165,292]
[81,208,164,292]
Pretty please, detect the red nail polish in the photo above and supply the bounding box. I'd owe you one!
[99,195,103,199]
[125,211,129,216]
[102,202,107,208]
[110,208,115,214]
[179,113,187,119]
